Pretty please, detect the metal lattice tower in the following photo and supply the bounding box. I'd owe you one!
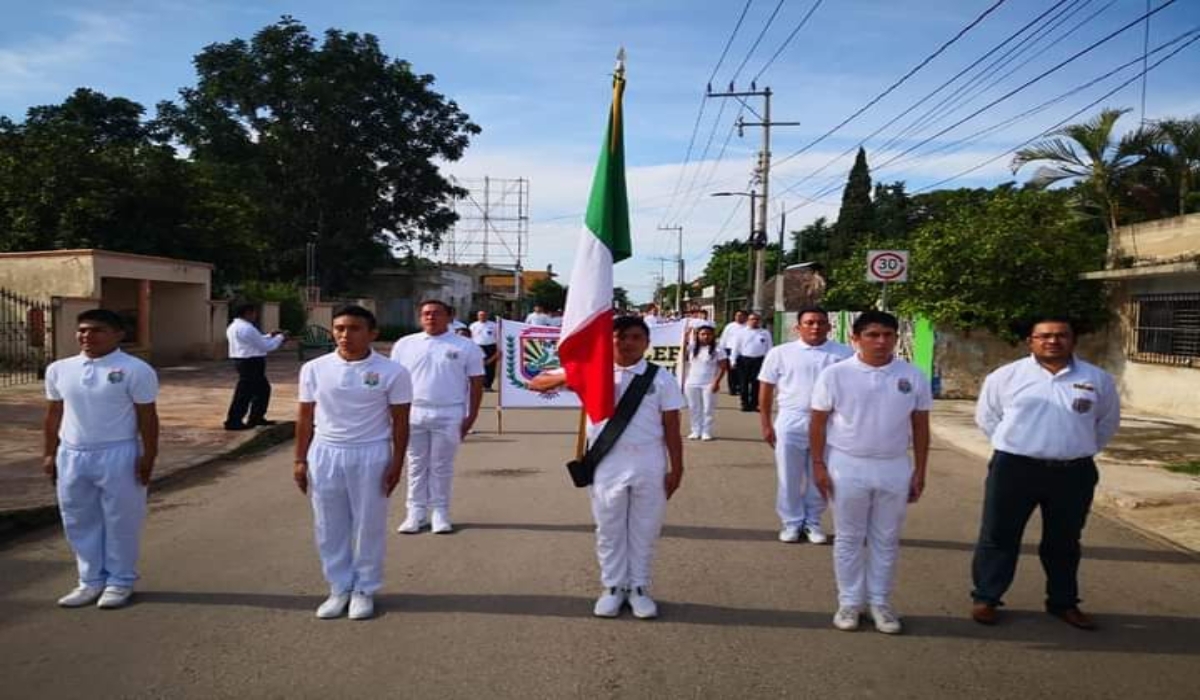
[441,177,529,268]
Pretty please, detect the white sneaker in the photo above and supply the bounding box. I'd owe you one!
[700,433,714,441]
[593,587,626,618]
[686,433,700,440]
[397,510,428,534]
[803,524,828,544]
[833,606,860,631]
[348,592,375,620]
[431,509,454,534]
[316,592,351,619]
[57,584,103,608]
[870,604,903,634]
[629,587,659,619]
[96,586,133,609]
[778,526,802,543]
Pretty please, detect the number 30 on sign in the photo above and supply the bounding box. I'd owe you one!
[866,250,909,283]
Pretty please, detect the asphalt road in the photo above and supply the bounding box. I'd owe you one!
[1,396,1198,699]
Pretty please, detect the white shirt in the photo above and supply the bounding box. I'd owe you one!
[732,327,773,359]
[525,312,551,326]
[299,351,412,444]
[45,349,159,447]
[718,321,745,350]
[585,359,686,448]
[546,316,563,328]
[759,339,854,418]
[643,314,660,326]
[389,330,485,413]
[226,318,284,359]
[450,319,467,332]
[976,355,1120,460]
[684,346,727,386]
[469,320,498,346]
[811,355,933,460]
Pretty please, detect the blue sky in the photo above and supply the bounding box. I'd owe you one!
[2,0,1198,301]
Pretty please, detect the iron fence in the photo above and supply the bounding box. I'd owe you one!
[0,287,53,387]
[1129,292,1200,368]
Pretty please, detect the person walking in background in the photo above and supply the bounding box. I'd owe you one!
[970,316,1119,630]
[683,321,727,441]
[44,309,159,610]
[759,308,853,544]
[224,303,286,431]
[469,310,499,392]
[719,310,748,397]
[732,312,772,412]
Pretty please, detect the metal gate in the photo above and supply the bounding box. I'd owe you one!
[0,287,53,388]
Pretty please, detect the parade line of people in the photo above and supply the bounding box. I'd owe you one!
[43,302,1117,633]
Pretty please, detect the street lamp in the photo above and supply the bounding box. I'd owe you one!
[711,190,766,314]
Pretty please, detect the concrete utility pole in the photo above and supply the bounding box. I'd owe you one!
[706,84,799,315]
[658,225,684,314]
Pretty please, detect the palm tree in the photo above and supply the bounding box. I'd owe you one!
[1143,116,1200,216]
[1012,108,1146,248]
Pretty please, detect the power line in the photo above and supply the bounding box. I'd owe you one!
[730,0,788,80]
[751,0,825,82]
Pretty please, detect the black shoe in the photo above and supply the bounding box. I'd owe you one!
[224,423,252,431]
[248,419,278,427]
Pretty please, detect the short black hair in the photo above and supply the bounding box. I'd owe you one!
[332,304,377,330]
[418,299,452,314]
[795,306,829,322]
[233,302,257,318]
[1022,315,1077,339]
[613,315,650,337]
[77,308,124,332]
[852,310,899,334]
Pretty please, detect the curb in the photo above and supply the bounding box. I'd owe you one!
[0,422,295,542]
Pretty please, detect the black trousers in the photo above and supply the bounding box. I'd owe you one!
[480,344,497,389]
[225,357,271,427]
[971,450,1098,611]
[736,356,765,411]
[725,348,741,395]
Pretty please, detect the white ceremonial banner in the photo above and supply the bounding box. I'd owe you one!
[498,319,687,409]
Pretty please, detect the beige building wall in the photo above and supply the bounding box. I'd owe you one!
[151,282,212,362]
[1114,212,1200,262]
[0,254,97,299]
[306,302,335,330]
[209,301,230,360]
[260,302,281,336]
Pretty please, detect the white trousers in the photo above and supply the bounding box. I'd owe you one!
[405,408,462,514]
[774,412,825,529]
[56,440,146,589]
[829,448,912,607]
[589,444,668,589]
[684,384,717,436]
[308,439,392,595]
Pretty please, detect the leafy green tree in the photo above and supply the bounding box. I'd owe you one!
[700,239,783,315]
[156,16,480,294]
[831,147,874,261]
[528,278,566,310]
[789,216,832,266]
[1140,116,1200,216]
[872,181,913,241]
[613,286,632,311]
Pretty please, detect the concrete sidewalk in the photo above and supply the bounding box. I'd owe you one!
[932,400,1200,552]
[0,353,302,532]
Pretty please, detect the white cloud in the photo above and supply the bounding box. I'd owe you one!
[0,9,134,99]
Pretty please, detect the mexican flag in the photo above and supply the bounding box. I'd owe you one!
[559,51,632,424]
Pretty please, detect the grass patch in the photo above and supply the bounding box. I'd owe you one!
[1164,460,1200,476]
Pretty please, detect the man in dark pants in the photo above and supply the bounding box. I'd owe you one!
[719,310,747,396]
[469,310,499,391]
[224,304,286,430]
[970,317,1119,629]
[733,312,772,412]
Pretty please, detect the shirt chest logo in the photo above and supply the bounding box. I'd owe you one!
[107,369,125,384]
[445,350,459,361]
[362,371,381,387]
[1072,397,1093,413]
[897,378,912,394]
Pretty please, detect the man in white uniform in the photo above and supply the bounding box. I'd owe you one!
[642,304,660,327]
[295,305,412,620]
[530,316,685,619]
[469,310,499,391]
[390,299,485,534]
[759,307,853,544]
[719,310,748,396]
[732,312,773,412]
[970,316,1119,630]
[810,310,931,635]
[44,309,159,610]
[524,304,552,326]
[224,303,286,431]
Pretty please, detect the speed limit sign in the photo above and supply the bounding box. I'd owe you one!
[866,250,909,283]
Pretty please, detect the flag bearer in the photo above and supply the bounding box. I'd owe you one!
[44,309,159,610]
[810,310,931,635]
[390,299,484,534]
[295,305,412,620]
[530,316,686,619]
[758,307,853,544]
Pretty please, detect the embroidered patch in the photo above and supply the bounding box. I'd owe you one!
[445,350,459,360]
[1072,382,1096,392]
[363,371,380,387]
[1072,397,1094,413]
[107,369,125,384]
[897,378,912,394]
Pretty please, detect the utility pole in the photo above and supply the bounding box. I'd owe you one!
[707,83,799,315]
[658,225,683,314]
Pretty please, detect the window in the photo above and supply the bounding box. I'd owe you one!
[1130,293,1200,367]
